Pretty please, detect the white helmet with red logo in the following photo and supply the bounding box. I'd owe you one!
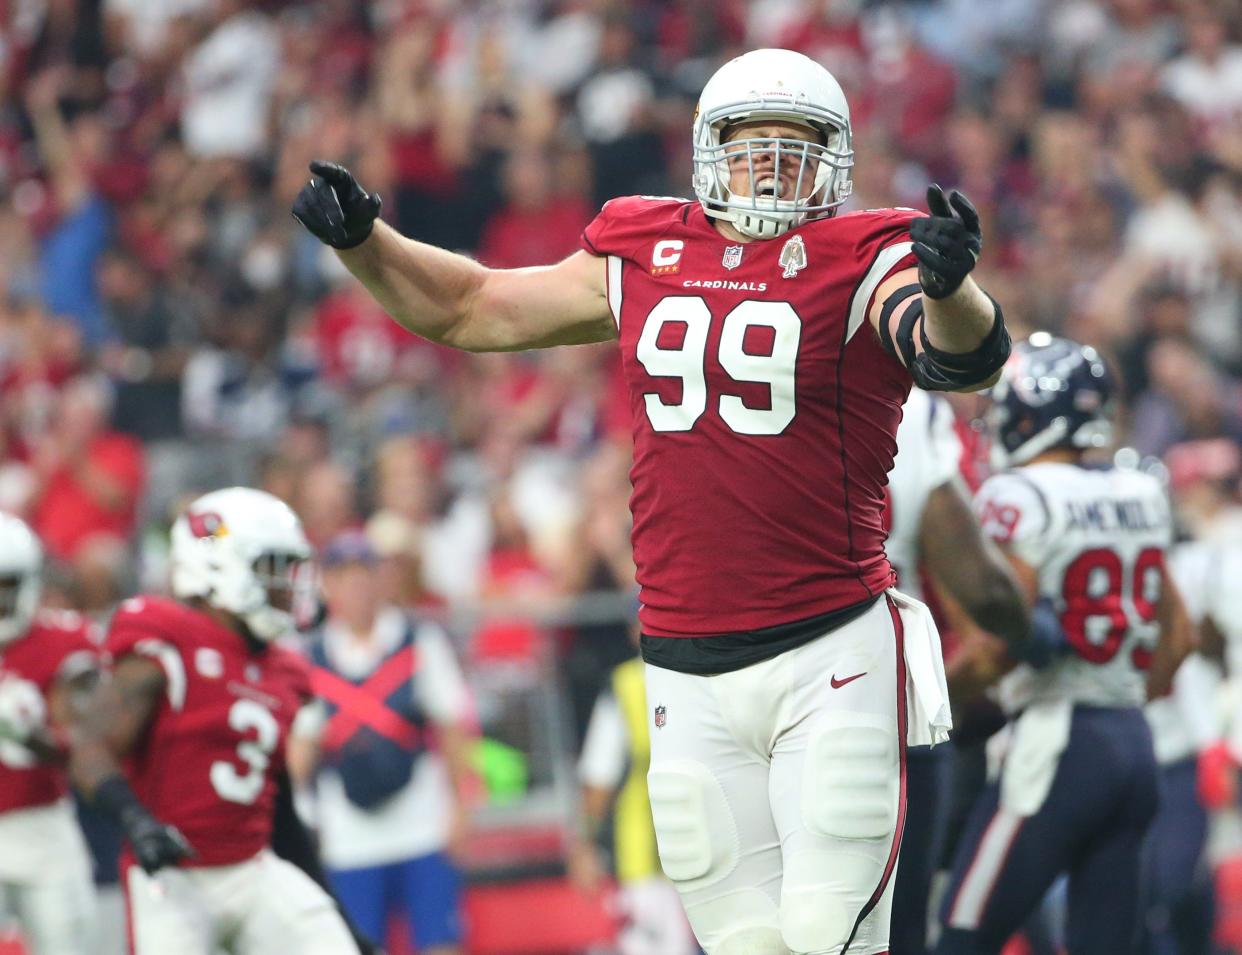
[693,48,854,240]
[170,487,311,642]
[0,514,42,645]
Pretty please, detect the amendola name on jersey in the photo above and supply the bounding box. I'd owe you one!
[582,196,919,637]
[976,463,1173,710]
[106,596,311,866]
[0,612,96,814]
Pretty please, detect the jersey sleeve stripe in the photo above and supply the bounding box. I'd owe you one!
[846,241,915,345]
[134,639,187,711]
[606,255,623,330]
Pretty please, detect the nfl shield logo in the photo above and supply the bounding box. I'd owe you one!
[654,705,667,729]
[721,245,744,270]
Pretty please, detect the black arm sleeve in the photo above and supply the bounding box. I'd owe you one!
[271,771,383,955]
[905,293,1011,391]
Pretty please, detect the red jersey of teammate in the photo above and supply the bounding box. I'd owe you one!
[582,196,918,638]
[0,612,96,813]
[106,596,311,866]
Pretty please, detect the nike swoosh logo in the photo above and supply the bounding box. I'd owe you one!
[830,672,866,689]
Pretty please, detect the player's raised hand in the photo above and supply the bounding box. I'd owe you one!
[910,184,982,300]
[292,160,382,250]
[124,809,195,874]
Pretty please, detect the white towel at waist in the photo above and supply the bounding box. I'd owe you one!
[887,587,953,747]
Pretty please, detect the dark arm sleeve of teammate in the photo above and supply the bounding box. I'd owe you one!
[270,771,384,955]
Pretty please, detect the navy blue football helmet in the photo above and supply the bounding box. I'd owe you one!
[986,333,1115,467]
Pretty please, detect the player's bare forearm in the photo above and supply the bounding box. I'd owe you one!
[336,226,615,352]
[1148,572,1198,700]
[921,276,996,355]
[869,268,1006,392]
[919,479,1030,651]
[336,221,487,346]
[68,656,164,797]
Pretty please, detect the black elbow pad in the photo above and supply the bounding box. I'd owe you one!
[909,294,1011,391]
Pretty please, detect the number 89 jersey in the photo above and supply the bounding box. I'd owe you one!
[105,596,311,866]
[974,462,1174,711]
[582,196,919,639]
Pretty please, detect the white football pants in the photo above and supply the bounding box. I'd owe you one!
[126,849,356,955]
[0,799,97,955]
[644,595,909,955]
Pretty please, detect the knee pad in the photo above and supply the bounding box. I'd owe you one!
[647,761,739,886]
[778,849,871,954]
[715,925,789,955]
[802,719,899,841]
[779,885,852,954]
[689,891,788,955]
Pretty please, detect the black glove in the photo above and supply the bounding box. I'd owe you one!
[95,774,195,874]
[1020,597,1073,669]
[909,184,981,299]
[124,809,195,874]
[292,160,382,250]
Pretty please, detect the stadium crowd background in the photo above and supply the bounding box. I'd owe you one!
[1,0,1242,950]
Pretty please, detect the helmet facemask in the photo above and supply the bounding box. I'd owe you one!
[0,570,39,646]
[693,101,854,239]
[244,550,313,642]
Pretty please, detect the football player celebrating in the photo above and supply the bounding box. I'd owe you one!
[68,488,361,955]
[295,49,1016,955]
[936,336,1196,955]
[0,513,98,955]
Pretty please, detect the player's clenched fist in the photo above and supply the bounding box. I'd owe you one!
[96,774,194,873]
[910,184,982,299]
[125,810,195,874]
[292,160,382,250]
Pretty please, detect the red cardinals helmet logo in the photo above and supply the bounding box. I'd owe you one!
[186,511,227,539]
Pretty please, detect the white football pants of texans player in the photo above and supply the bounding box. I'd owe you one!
[645,595,947,955]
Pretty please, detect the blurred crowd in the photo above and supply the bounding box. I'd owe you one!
[1,0,1241,783]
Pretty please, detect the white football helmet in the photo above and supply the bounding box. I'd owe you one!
[0,514,42,645]
[693,48,854,240]
[170,487,312,642]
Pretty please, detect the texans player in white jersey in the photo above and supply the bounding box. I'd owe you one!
[936,335,1197,955]
[0,515,98,955]
[1143,535,1242,954]
[884,390,1028,955]
[294,48,1021,955]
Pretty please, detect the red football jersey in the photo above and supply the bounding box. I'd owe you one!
[106,596,311,867]
[0,612,97,813]
[582,197,918,637]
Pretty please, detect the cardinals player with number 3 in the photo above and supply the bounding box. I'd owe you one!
[0,514,98,955]
[68,488,362,955]
[294,49,1019,955]
[935,335,1196,955]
